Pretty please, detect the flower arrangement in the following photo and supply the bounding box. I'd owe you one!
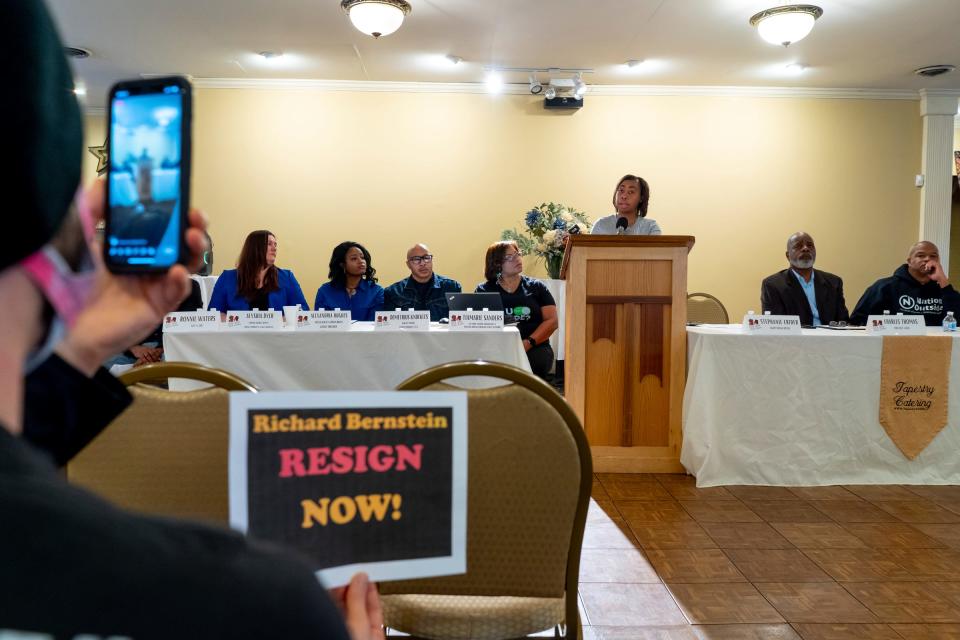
[501,203,593,279]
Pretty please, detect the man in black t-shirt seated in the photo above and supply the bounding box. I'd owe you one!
[383,243,462,321]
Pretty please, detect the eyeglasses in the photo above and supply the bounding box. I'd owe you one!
[502,251,523,262]
[407,255,433,265]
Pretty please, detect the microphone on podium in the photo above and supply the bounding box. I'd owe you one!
[616,217,628,235]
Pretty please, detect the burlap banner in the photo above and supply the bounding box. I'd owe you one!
[879,335,952,460]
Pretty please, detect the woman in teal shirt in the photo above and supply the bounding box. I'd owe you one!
[314,241,384,321]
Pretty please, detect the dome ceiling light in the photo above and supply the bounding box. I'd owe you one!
[341,0,412,38]
[749,5,823,47]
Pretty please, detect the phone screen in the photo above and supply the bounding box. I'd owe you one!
[105,78,190,271]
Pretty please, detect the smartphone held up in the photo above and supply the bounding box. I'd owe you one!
[104,76,191,273]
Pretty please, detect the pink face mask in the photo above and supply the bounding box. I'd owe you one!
[20,189,98,328]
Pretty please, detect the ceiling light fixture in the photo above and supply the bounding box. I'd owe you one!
[341,0,411,38]
[529,74,543,95]
[445,54,463,66]
[258,51,284,60]
[625,59,644,68]
[749,5,823,47]
[544,86,557,100]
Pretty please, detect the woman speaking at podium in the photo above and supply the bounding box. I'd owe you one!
[590,174,661,235]
[207,229,309,316]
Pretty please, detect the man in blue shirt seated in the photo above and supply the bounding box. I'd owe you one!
[383,244,461,321]
[760,231,849,327]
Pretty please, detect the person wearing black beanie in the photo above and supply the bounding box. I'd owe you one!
[0,2,382,638]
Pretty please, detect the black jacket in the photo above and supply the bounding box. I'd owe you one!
[850,264,960,326]
[7,356,350,638]
[760,268,849,326]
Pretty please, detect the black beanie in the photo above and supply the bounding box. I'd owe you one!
[1,0,83,270]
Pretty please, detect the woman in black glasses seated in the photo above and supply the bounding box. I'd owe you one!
[475,240,558,380]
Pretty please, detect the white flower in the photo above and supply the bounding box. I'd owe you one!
[543,229,558,245]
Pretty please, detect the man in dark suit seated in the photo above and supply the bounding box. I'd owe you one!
[760,231,849,326]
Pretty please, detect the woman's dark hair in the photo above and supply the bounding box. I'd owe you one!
[612,174,650,217]
[236,230,278,298]
[483,240,518,283]
[328,241,377,289]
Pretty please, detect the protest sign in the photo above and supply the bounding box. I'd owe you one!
[229,391,467,587]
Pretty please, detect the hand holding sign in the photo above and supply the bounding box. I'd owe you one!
[330,572,385,640]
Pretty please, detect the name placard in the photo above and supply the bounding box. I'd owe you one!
[866,315,927,335]
[298,310,352,331]
[375,310,431,331]
[449,310,505,330]
[741,314,802,335]
[163,310,220,332]
[225,310,283,330]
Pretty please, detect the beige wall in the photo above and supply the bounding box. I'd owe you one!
[83,89,922,318]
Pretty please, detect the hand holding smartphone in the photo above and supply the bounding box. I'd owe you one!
[104,76,192,273]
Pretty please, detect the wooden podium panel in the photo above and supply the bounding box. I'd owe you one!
[561,235,695,473]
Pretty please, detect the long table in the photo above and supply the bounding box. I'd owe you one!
[682,325,960,486]
[163,324,531,391]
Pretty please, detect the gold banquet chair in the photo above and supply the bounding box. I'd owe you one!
[382,360,592,640]
[67,362,256,525]
[687,292,729,324]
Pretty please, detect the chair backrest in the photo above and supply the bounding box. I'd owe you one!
[380,361,592,631]
[687,292,729,324]
[67,362,256,524]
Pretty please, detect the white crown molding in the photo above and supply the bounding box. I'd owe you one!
[80,79,925,114]
[189,77,922,100]
[589,85,919,99]
[194,77,500,94]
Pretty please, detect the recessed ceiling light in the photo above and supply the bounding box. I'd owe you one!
[485,71,503,93]
[64,47,92,59]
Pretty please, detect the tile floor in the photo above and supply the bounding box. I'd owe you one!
[580,474,960,639]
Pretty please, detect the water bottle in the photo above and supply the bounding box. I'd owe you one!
[944,311,957,332]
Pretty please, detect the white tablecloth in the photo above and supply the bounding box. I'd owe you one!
[544,279,566,361]
[682,324,960,486]
[164,324,531,391]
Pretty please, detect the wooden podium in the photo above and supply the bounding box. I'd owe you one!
[560,235,695,473]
